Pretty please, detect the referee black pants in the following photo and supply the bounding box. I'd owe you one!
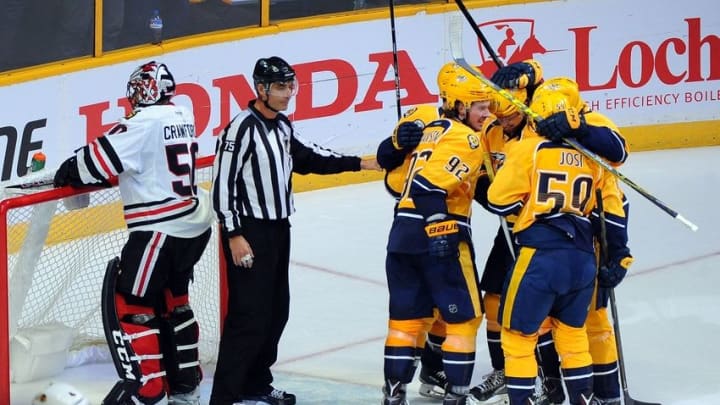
[209,217,291,405]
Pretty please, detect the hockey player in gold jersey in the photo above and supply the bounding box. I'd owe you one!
[378,62,472,401]
[377,96,446,402]
[472,86,568,405]
[470,88,532,405]
[532,77,632,405]
[381,65,494,405]
[485,80,632,404]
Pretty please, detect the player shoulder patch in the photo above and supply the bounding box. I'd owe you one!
[467,133,480,149]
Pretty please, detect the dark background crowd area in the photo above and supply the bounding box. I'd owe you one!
[0,0,435,73]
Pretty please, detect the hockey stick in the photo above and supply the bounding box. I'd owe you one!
[453,0,503,68]
[450,2,519,260]
[448,16,698,232]
[389,0,402,120]
[595,189,661,405]
[482,153,515,261]
[0,169,55,193]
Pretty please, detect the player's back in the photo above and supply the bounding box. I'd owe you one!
[488,129,604,252]
[112,104,211,237]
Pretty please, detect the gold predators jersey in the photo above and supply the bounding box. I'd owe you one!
[385,104,442,197]
[475,117,520,224]
[487,127,613,237]
[479,117,510,178]
[397,118,486,220]
[583,110,629,167]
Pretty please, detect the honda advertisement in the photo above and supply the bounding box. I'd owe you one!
[0,0,717,182]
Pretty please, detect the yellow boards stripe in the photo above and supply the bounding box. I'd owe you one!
[7,171,384,255]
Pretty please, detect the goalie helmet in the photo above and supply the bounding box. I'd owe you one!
[32,382,90,405]
[530,76,587,118]
[126,61,176,108]
[440,66,493,111]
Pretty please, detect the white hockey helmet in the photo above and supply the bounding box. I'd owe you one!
[32,381,90,405]
[126,60,176,108]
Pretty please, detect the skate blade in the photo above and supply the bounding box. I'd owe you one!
[418,383,445,399]
[474,394,509,405]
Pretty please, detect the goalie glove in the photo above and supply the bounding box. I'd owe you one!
[53,156,83,187]
[535,107,589,142]
[424,217,460,259]
[392,121,424,150]
[490,60,544,89]
[598,256,633,288]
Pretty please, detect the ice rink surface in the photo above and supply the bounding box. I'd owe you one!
[11,146,720,404]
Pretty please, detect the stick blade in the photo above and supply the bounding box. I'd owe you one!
[448,15,465,61]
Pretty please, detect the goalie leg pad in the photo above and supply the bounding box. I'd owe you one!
[102,257,166,403]
[161,290,201,395]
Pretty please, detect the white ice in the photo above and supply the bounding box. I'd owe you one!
[11,146,720,404]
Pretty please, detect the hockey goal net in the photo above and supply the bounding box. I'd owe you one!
[0,156,225,402]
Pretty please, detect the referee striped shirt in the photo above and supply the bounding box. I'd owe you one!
[211,101,361,236]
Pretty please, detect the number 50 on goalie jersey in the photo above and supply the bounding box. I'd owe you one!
[74,105,213,238]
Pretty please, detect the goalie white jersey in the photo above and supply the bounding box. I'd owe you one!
[74,104,212,238]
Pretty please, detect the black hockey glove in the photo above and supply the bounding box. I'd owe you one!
[425,218,460,259]
[535,108,589,142]
[392,121,424,150]
[54,156,83,187]
[490,60,543,89]
[597,256,633,288]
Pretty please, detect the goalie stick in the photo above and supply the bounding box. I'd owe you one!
[447,15,698,232]
[596,189,662,405]
[0,169,55,194]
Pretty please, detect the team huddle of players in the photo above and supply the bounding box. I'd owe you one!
[377,60,632,405]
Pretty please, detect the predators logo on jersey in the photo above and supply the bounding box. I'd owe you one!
[468,133,480,149]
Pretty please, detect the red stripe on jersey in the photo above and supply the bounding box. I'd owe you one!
[90,141,113,177]
[134,232,163,296]
[125,199,194,220]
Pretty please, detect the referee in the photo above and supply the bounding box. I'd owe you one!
[209,56,380,405]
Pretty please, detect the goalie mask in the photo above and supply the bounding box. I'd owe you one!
[126,61,176,108]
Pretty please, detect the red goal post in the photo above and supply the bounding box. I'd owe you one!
[0,155,227,404]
